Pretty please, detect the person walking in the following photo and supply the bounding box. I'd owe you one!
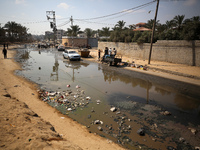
[98,49,101,61]
[2,46,7,59]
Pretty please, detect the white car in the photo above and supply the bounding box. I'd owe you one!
[63,50,81,61]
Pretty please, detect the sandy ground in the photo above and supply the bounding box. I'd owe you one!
[0,47,124,150]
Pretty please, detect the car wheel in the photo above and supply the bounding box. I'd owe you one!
[63,55,65,59]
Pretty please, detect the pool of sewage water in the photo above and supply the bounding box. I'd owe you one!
[15,48,200,150]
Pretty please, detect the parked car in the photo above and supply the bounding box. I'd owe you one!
[63,50,81,61]
[58,45,65,51]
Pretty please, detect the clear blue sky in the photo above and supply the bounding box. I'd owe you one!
[0,0,199,35]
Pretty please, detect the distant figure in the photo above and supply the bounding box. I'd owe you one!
[113,48,117,56]
[6,43,8,49]
[98,49,101,60]
[2,46,7,59]
[104,47,108,55]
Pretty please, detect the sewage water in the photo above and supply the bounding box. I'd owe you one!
[15,48,200,149]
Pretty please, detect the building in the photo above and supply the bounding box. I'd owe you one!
[133,22,151,31]
[56,29,65,41]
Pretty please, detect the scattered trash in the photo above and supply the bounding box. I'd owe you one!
[96,100,101,104]
[60,117,65,119]
[67,108,72,111]
[110,107,117,112]
[67,85,70,87]
[76,85,80,88]
[160,111,171,116]
[3,94,11,98]
[188,128,197,135]
[97,126,103,131]
[38,87,91,113]
[179,137,185,143]
[86,96,91,100]
[94,120,101,124]
[195,146,200,150]
[137,128,145,136]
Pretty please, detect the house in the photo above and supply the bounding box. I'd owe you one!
[133,22,151,31]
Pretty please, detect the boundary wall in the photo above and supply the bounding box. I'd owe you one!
[98,40,200,66]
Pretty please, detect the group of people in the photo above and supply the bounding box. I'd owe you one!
[2,43,8,59]
[98,47,117,60]
[104,47,117,56]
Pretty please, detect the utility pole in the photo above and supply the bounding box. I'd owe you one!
[46,11,57,47]
[148,0,159,64]
[70,16,74,48]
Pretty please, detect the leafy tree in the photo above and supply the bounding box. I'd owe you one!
[132,31,142,42]
[137,31,151,44]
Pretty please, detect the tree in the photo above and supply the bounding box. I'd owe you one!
[145,19,160,30]
[165,20,176,30]
[181,16,200,40]
[129,24,136,30]
[114,20,126,30]
[173,15,185,31]
[66,25,81,37]
[100,27,110,37]
[84,28,93,38]
[4,21,29,42]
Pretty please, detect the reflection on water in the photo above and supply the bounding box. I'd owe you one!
[15,48,200,149]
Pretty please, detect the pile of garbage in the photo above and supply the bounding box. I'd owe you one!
[37,85,91,112]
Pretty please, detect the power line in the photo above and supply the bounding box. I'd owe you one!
[76,1,156,21]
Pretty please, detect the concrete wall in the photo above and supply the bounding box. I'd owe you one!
[98,40,200,66]
[88,38,98,48]
[62,37,98,48]
[62,38,88,47]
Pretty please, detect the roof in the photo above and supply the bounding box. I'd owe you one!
[133,27,152,31]
[136,22,146,26]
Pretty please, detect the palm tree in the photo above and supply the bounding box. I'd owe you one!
[66,25,81,37]
[129,24,136,30]
[4,21,18,38]
[101,27,110,37]
[145,19,160,30]
[165,20,176,30]
[84,28,93,38]
[114,20,126,30]
[173,15,185,31]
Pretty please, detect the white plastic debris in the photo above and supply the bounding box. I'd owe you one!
[76,85,80,88]
[86,96,91,100]
[67,108,72,111]
[110,107,117,112]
